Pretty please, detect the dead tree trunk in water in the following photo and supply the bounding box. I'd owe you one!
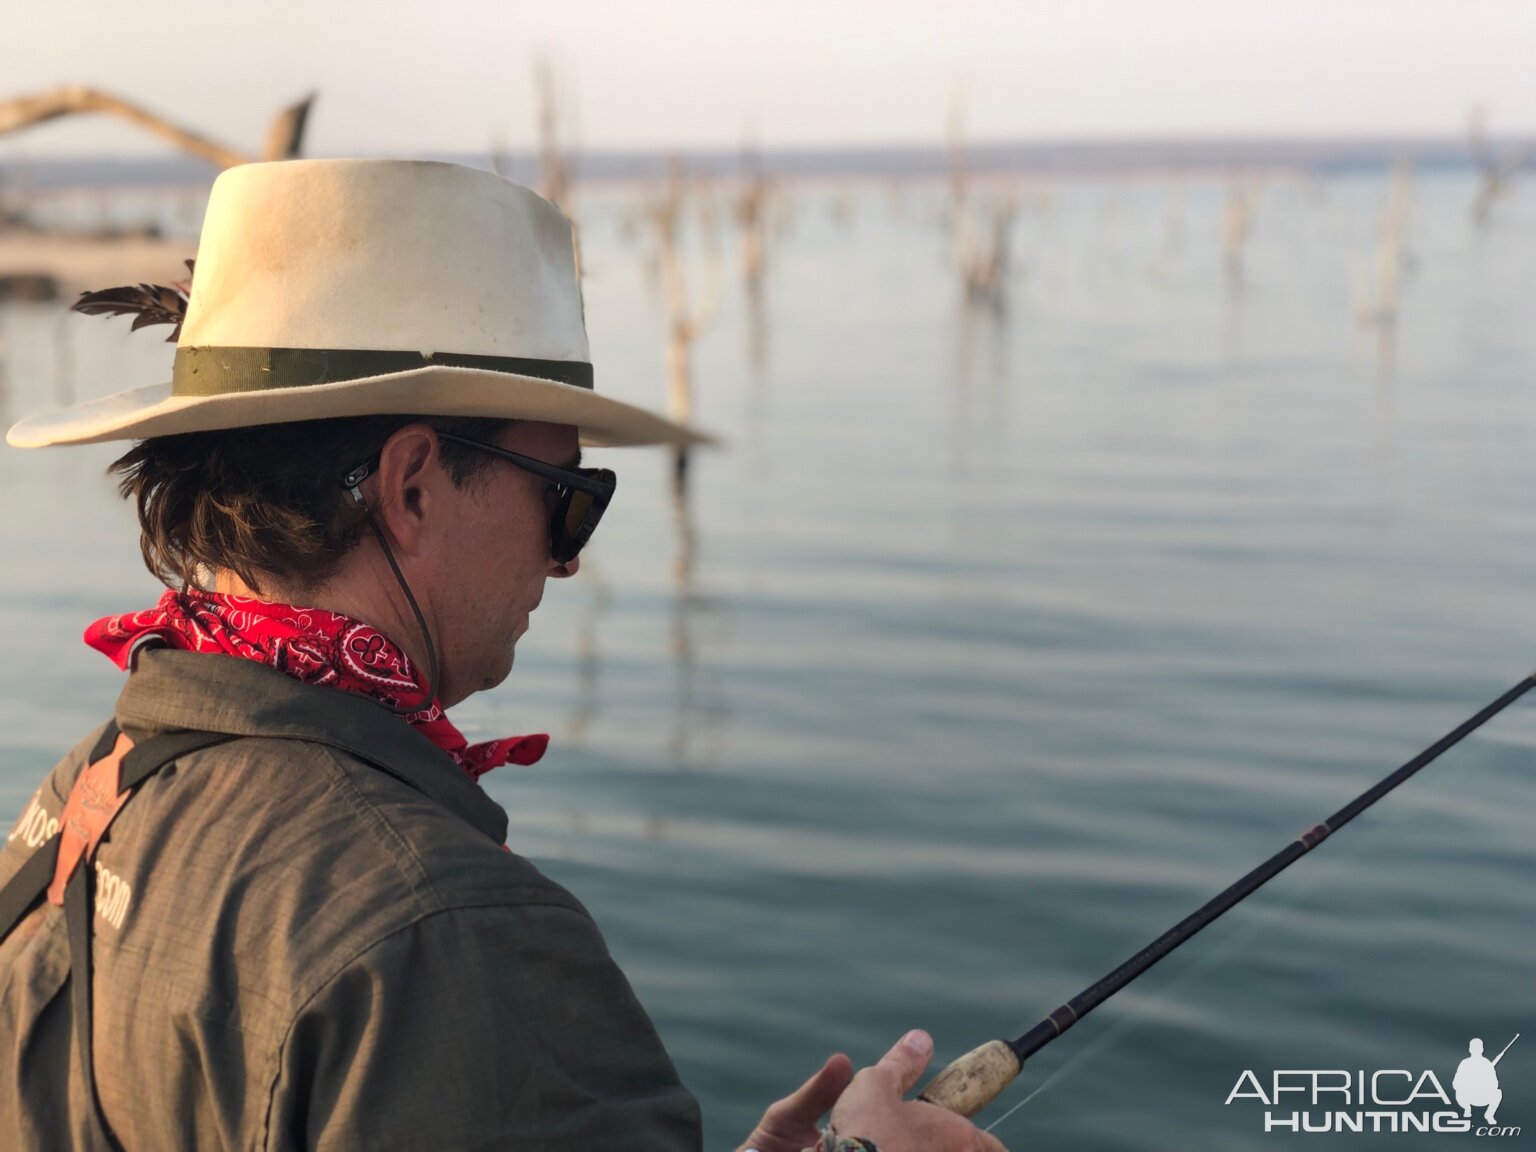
[1354,158,1413,330]
[1467,106,1531,226]
[947,91,1013,309]
[735,130,770,298]
[735,130,772,368]
[0,86,315,167]
[649,156,720,487]
[1222,171,1258,286]
[533,57,581,278]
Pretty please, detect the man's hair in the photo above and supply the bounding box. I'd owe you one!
[110,415,513,593]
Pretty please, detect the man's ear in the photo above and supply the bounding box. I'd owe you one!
[371,423,443,553]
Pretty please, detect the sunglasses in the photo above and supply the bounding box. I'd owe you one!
[341,433,616,564]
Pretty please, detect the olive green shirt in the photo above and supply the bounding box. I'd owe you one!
[0,649,701,1151]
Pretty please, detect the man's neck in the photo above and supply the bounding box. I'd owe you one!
[211,567,442,699]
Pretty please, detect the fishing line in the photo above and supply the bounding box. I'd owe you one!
[981,859,1342,1134]
[944,677,1532,1132]
[984,879,1301,1133]
[984,723,1491,1135]
[981,1076,1047,1132]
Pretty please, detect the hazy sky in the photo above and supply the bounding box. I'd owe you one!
[2,0,1532,157]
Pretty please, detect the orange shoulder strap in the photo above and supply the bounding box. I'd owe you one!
[46,732,135,907]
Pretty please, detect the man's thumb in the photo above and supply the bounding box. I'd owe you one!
[877,1029,935,1095]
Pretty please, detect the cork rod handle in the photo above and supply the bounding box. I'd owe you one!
[915,1039,1022,1117]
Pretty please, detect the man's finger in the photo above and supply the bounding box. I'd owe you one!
[874,1029,934,1096]
[759,1053,854,1132]
[783,1053,854,1121]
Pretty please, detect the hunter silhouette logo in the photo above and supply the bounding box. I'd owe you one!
[1224,1033,1520,1136]
[1455,1035,1516,1127]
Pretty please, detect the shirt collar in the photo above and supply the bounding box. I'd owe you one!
[115,647,509,844]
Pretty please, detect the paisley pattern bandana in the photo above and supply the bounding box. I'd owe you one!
[84,588,548,780]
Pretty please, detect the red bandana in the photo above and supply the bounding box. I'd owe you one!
[84,589,548,781]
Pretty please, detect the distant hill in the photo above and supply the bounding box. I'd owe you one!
[0,136,1503,187]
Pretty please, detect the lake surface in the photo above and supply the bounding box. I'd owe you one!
[2,169,1533,1148]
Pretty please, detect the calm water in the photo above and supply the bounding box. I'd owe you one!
[2,170,1533,1149]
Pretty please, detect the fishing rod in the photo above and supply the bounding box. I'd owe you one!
[917,672,1536,1118]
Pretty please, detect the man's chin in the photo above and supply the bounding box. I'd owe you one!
[481,645,517,691]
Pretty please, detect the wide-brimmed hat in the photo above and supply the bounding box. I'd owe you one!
[6,158,710,449]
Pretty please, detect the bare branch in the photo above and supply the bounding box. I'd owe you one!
[0,86,251,169]
[261,92,317,162]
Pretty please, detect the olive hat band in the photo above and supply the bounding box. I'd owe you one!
[171,346,594,396]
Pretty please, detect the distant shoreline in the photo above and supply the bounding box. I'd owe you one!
[0,135,1509,189]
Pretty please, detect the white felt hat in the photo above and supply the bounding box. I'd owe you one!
[6,158,710,449]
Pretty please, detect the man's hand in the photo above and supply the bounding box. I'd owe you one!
[826,1030,1010,1152]
[737,1053,854,1152]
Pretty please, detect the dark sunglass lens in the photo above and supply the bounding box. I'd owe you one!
[562,490,592,540]
[547,469,614,564]
[549,489,591,564]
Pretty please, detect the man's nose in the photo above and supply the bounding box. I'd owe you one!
[549,554,580,578]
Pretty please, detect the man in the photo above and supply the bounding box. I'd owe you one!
[1453,1038,1503,1126]
[0,160,1006,1151]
